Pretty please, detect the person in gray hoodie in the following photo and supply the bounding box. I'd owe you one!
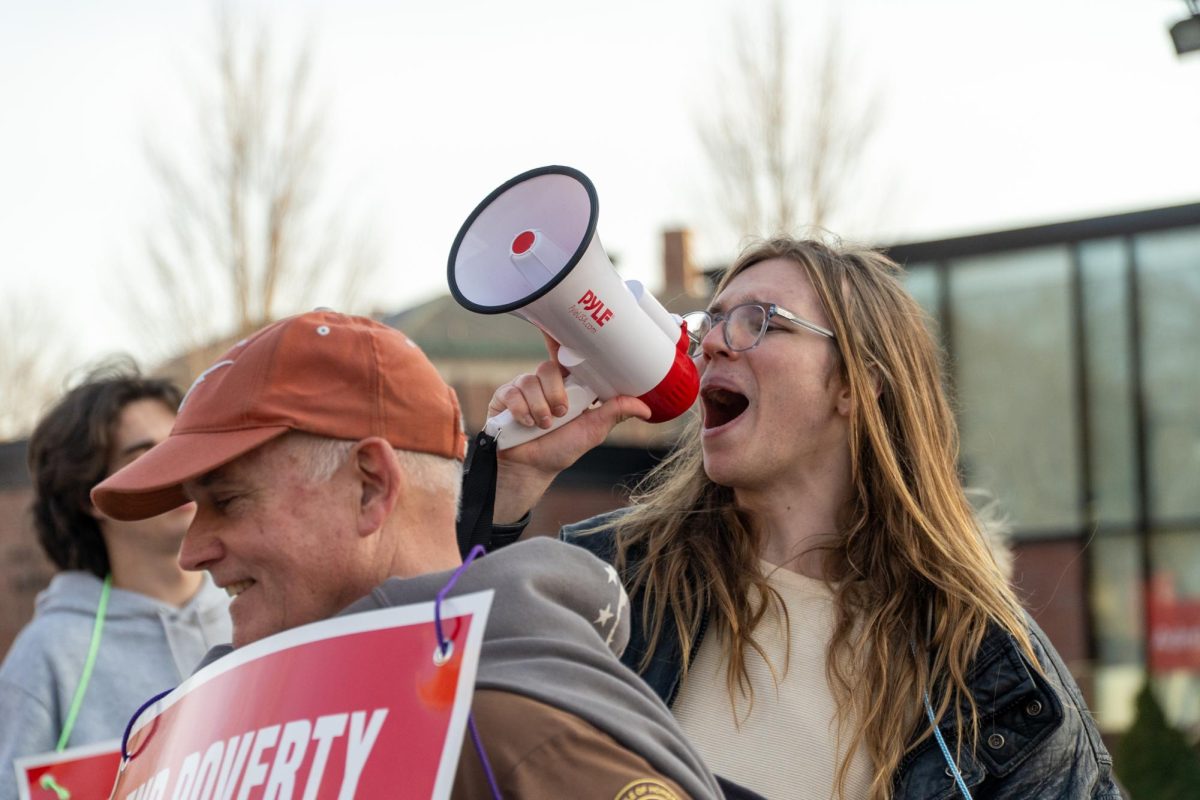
[0,362,230,800]
[92,311,725,799]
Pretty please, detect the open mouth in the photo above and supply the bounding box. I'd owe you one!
[702,387,749,429]
[224,579,255,598]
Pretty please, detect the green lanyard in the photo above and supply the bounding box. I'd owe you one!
[57,573,112,750]
[38,573,111,800]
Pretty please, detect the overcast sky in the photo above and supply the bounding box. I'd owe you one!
[1,0,1198,376]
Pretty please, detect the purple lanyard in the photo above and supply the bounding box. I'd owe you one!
[436,544,501,798]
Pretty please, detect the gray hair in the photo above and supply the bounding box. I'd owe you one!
[286,432,463,514]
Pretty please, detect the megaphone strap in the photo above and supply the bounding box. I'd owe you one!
[457,432,500,557]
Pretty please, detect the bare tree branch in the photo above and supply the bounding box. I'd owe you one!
[0,293,77,440]
[697,1,884,242]
[119,4,380,365]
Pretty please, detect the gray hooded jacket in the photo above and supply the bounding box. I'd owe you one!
[0,571,230,800]
[198,538,723,798]
[344,538,722,798]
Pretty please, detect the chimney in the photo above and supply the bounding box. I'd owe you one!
[662,229,699,299]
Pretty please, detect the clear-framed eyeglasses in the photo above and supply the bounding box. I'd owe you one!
[681,303,836,358]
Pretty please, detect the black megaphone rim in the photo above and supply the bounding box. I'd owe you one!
[446,165,600,315]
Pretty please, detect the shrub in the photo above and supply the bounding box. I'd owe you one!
[1116,681,1200,800]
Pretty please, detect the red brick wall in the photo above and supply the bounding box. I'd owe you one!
[1010,537,1093,698]
[0,486,54,658]
[529,484,632,538]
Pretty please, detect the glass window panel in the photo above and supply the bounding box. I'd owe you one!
[949,247,1081,533]
[1149,529,1200,730]
[1152,529,1200,598]
[1078,239,1138,527]
[902,263,939,314]
[1090,532,1143,732]
[1091,533,1143,665]
[902,263,941,340]
[1134,227,1200,521]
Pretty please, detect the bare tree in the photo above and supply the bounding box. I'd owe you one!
[125,6,379,373]
[0,294,75,441]
[697,1,883,241]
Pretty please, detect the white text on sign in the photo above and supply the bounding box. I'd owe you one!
[122,707,388,800]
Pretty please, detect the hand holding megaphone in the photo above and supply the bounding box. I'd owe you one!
[481,335,654,526]
[485,369,603,448]
[487,334,654,449]
[448,166,699,450]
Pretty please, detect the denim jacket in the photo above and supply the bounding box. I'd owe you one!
[559,511,1123,800]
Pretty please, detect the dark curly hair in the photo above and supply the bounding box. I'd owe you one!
[27,357,183,578]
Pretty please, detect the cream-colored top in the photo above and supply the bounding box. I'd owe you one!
[672,562,873,799]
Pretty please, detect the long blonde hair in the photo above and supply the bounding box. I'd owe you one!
[605,238,1038,799]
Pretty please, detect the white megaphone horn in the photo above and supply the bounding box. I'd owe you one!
[447,166,699,450]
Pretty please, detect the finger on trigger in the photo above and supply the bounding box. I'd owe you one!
[535,360,569,417]
[496,382,536,427]
[487,384,512,416]
[514,372,553,428]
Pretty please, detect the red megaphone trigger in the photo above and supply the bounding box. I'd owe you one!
[636,324,699,422]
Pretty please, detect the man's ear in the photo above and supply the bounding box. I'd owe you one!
[352,438,403,537]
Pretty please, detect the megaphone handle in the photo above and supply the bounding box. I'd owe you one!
[484,375,599,451]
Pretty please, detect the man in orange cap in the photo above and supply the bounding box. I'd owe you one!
[91,310,723,799]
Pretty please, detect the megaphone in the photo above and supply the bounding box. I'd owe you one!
[447,165,699,450]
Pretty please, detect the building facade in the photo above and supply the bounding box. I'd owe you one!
[0,216,1194,744]
[887,202,1200,736]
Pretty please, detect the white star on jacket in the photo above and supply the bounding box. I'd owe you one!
[593,563,629,647]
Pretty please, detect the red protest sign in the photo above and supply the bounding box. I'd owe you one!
[109,591,492,800]
[14,740,122,800]
[1149,573,1200,673]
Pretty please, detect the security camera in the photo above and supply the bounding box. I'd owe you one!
[1170,1,1200,56]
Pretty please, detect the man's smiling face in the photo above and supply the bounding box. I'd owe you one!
[178,435,368,648]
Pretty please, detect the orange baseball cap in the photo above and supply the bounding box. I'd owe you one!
[92,310,466,521]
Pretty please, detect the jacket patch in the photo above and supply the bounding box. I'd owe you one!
[615,778,680,800]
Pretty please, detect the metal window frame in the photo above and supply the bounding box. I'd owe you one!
[887,201,1200,674]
